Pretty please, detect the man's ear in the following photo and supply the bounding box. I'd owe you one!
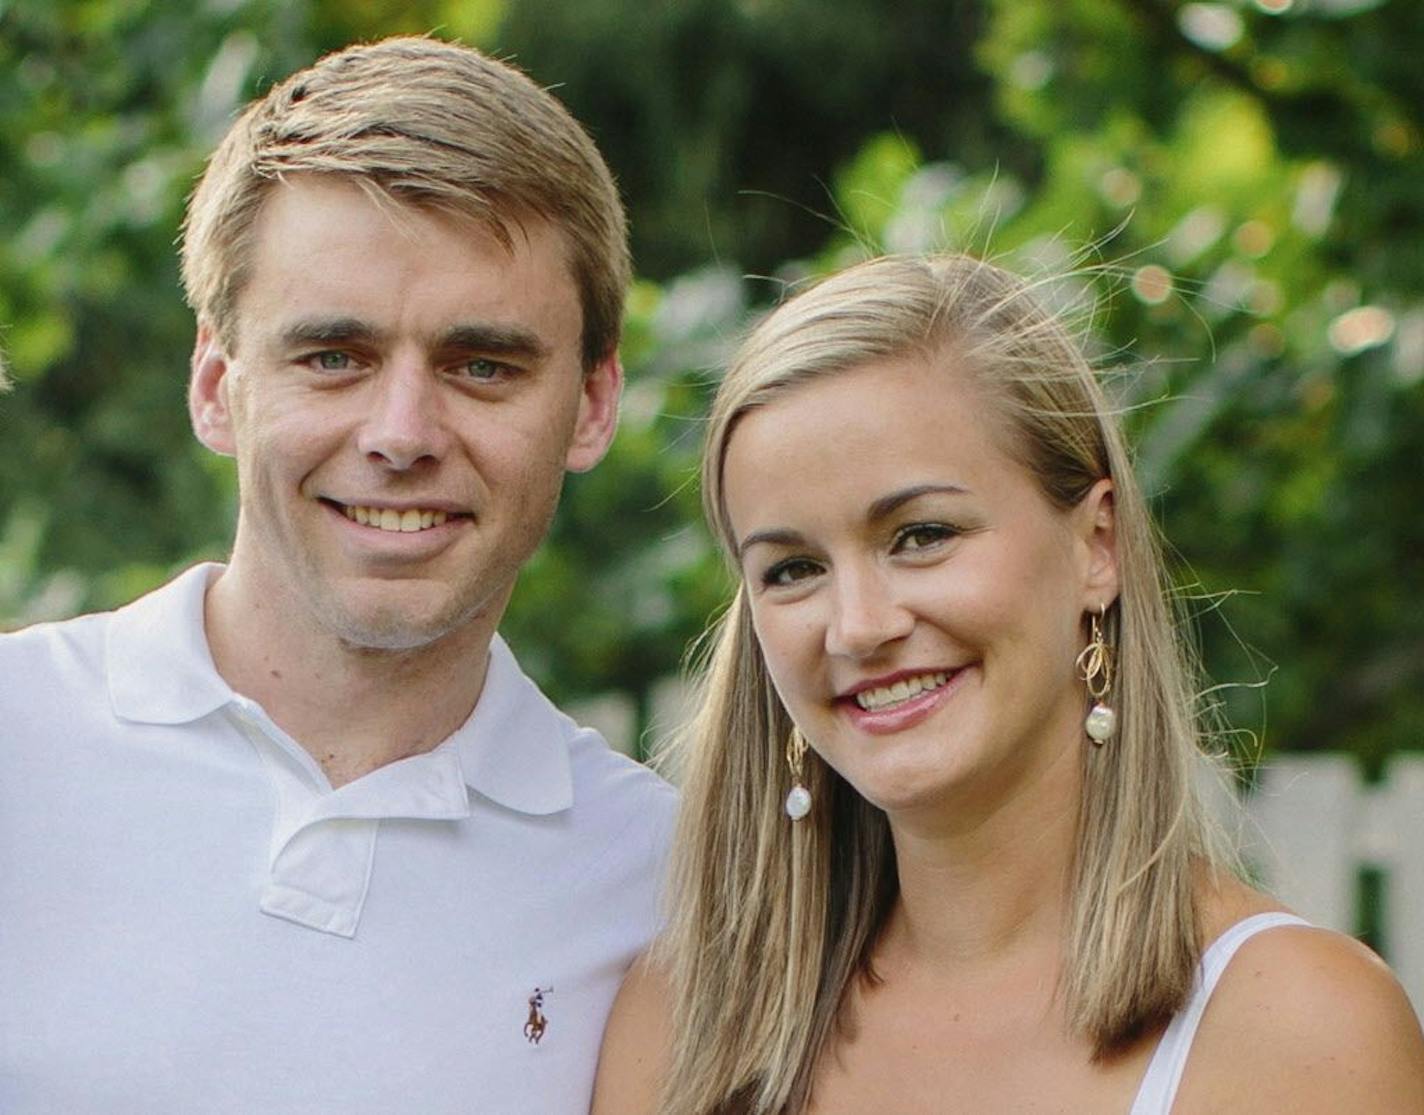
[1077,477,1119,610]
[189,323,237,457]
[565,351,623,473]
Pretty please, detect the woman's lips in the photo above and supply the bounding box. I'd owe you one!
[839,666,972,735]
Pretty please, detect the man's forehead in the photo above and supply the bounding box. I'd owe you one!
[231,175,584,348]
[248,174,568,264]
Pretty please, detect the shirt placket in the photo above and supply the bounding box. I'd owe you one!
[226,700,470,938]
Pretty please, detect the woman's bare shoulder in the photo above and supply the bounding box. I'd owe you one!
[590,953,674,1115]
[1181,890,1424,1113]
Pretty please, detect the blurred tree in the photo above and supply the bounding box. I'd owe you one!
[978,0,1424,772]
[497,0,1034,277]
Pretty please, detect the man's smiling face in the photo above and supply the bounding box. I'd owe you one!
[189,174,620,651]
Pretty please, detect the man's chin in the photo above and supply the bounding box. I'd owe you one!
[335,622,451,654]
[320,589,477,654]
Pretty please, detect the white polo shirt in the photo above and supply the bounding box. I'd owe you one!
[0,564,676,1113]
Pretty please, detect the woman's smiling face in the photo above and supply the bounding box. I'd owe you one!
[721,353,1117,826]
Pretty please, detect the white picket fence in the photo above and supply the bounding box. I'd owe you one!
[1244,754,1424,1022]
[575,682,1424,1022]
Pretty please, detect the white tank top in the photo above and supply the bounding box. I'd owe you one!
[1128,911,1313,1114]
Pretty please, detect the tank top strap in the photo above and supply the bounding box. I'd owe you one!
[1127,912,1313,1115]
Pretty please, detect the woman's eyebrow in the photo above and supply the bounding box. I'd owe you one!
[736,528,806,561]
[734,485,970,559]
[866,483,969,522]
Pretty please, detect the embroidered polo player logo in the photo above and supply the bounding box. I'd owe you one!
[524,986,552,1045]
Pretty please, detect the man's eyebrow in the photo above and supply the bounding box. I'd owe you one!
[278,317,382,349]
[867,483,969,522]
[274,319,551,360]
[439,324,550,360]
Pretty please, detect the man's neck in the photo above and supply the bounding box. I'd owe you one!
[203,564,496,789]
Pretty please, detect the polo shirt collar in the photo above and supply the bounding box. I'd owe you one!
[107,563,233,726]
[105,563,574,816]
[447,635,574,817]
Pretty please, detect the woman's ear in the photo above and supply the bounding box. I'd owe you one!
[1077,478,1119,610]
[189,324,237,456]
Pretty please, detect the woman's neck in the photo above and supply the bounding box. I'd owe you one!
[882,731,1083,972]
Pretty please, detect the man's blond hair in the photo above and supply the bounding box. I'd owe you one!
[181,36,630,366]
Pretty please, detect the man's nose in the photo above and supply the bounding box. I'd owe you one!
[356,362,449,470]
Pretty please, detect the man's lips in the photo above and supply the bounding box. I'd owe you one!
[319,497,473,535]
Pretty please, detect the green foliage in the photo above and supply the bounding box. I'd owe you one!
[497,0,1029,277]
[3,0,1421,764]
[969,0,1424,770]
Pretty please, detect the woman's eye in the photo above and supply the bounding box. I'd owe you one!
[762,558,822,587]
[894,523,957,552]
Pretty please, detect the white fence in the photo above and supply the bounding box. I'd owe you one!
[575,684,1424,1022]
[1245,754,1424,1021]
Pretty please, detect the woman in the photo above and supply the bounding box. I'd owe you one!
[593,254,1424,1113]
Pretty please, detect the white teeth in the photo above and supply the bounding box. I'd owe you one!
[854,671,950,711]
[339,504,457,533]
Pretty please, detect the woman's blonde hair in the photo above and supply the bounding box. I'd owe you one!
[180,36,629,367]
[659,253,1223,1113]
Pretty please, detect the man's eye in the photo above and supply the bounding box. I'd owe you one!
[460,358,509,380]
[312,351,352,372]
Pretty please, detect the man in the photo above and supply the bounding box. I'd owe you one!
[0,37,674,1112]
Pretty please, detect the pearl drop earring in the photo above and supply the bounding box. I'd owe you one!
[784,726,812,820]
[1076,606,1116,745]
